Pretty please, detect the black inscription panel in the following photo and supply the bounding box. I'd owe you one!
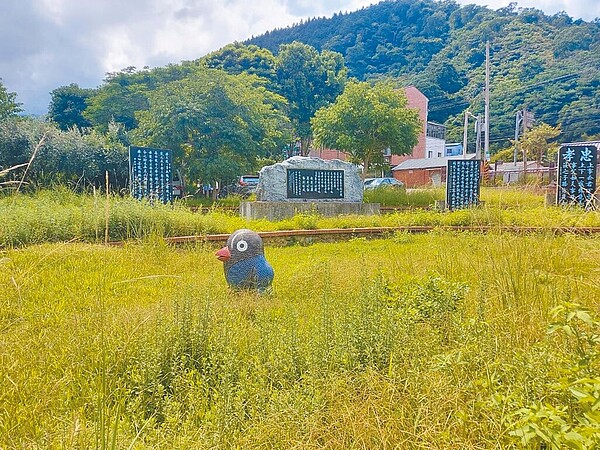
[286,169,344,199]
[446,159,481,210]
[129,146,173,204]
[557,144,597,209]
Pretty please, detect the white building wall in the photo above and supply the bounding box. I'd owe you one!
[425,137,446,158]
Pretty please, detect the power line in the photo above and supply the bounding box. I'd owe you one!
[427,71,591,114]
[498,73,581,94]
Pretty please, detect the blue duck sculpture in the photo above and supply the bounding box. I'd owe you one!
[215,229,274,292]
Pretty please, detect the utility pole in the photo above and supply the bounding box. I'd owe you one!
[514,110,523,164]
[463,111,479,157]
[484,40,490,161]
[513,108,536,176]
[475,114,482,159]
[522,115,528,180]
[521,108,535,179]
[463,111,469,157]
[523,109,535,129]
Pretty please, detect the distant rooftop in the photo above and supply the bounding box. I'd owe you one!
[492,161,545,172]
[392,154,477,171]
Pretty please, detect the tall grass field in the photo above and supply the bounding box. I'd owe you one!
[1,231,599,448]
[1,187,599,248]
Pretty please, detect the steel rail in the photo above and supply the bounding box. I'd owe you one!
[154,225,600,246]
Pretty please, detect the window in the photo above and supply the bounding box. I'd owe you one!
[426,122,446,140]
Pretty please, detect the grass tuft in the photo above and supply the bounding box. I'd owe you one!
[1,233,599,447]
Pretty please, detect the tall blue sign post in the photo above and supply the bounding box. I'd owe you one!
[557,143,598,210]
[446,159,481,210]
[129,146,173,204]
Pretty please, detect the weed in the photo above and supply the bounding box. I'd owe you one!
[2,188,600,248]
[1,226,600,447]
[508,303,600,449]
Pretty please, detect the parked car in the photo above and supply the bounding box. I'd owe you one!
[363,177,404,190]
[237,174,260,196]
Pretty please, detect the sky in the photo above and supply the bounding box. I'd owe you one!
[1,0,599,116]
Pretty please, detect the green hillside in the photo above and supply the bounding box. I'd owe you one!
[4,0,600,191]
[246,0,600,147]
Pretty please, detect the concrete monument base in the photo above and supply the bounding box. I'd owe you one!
[240,201,380,221]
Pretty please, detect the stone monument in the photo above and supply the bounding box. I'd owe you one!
[240,156,380,220]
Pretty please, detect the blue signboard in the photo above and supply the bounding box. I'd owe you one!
[129,146,173,204]
[557,144,597,209]
[446,159,481,210]
[286,169,344,199]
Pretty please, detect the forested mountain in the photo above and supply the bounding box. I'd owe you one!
[246,0,600,147]
[7,0,599,191]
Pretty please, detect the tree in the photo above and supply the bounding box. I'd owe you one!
[519,123,561,164]
[48,83,95,130]
[0,79,22,120]
[83,65,196,133]
[201,43,277,82]
[84,82,148,132]
[489,146,515,163]
[312,80,421,177]
[275,42,347,155]
[132,69,292,186]
[0,117,30,173]
[0,116,128,190]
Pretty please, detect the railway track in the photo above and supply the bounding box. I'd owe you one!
[189,206,428,214]
[154,225,600,246]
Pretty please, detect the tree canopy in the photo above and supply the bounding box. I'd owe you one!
[0,79,22,121]
[274,42,347,155]
[490,122,561,164]
[132,69,292,184]
[312,81,421,176]
[82,64,197,132]
[0,116,128,189]
[201,43,277,82]
[246,0,600,152]
[520,122,561,164]
[200,42,348,156]
[48,83,95,130]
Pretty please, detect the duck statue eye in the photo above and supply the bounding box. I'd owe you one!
[236,240,248,252]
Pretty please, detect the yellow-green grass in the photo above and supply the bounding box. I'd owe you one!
[1,232,599,448]
[480,184,547,209]
[2,188,600,248]
[363,186,444,207]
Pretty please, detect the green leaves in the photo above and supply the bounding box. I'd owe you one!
[508,303,600,449]
[201,43,277,82]
[0,117,128,190]
[133,69,292,184]
[312,80,421,174]
[0,78,22,121]
[275,42,347,149]
[519,123,561,164]
[48,83,95,131]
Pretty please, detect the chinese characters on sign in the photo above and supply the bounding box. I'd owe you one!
[557,144,597,209]
[446,160,481,210]
[286,169,344,199]
[129,146,173,204]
